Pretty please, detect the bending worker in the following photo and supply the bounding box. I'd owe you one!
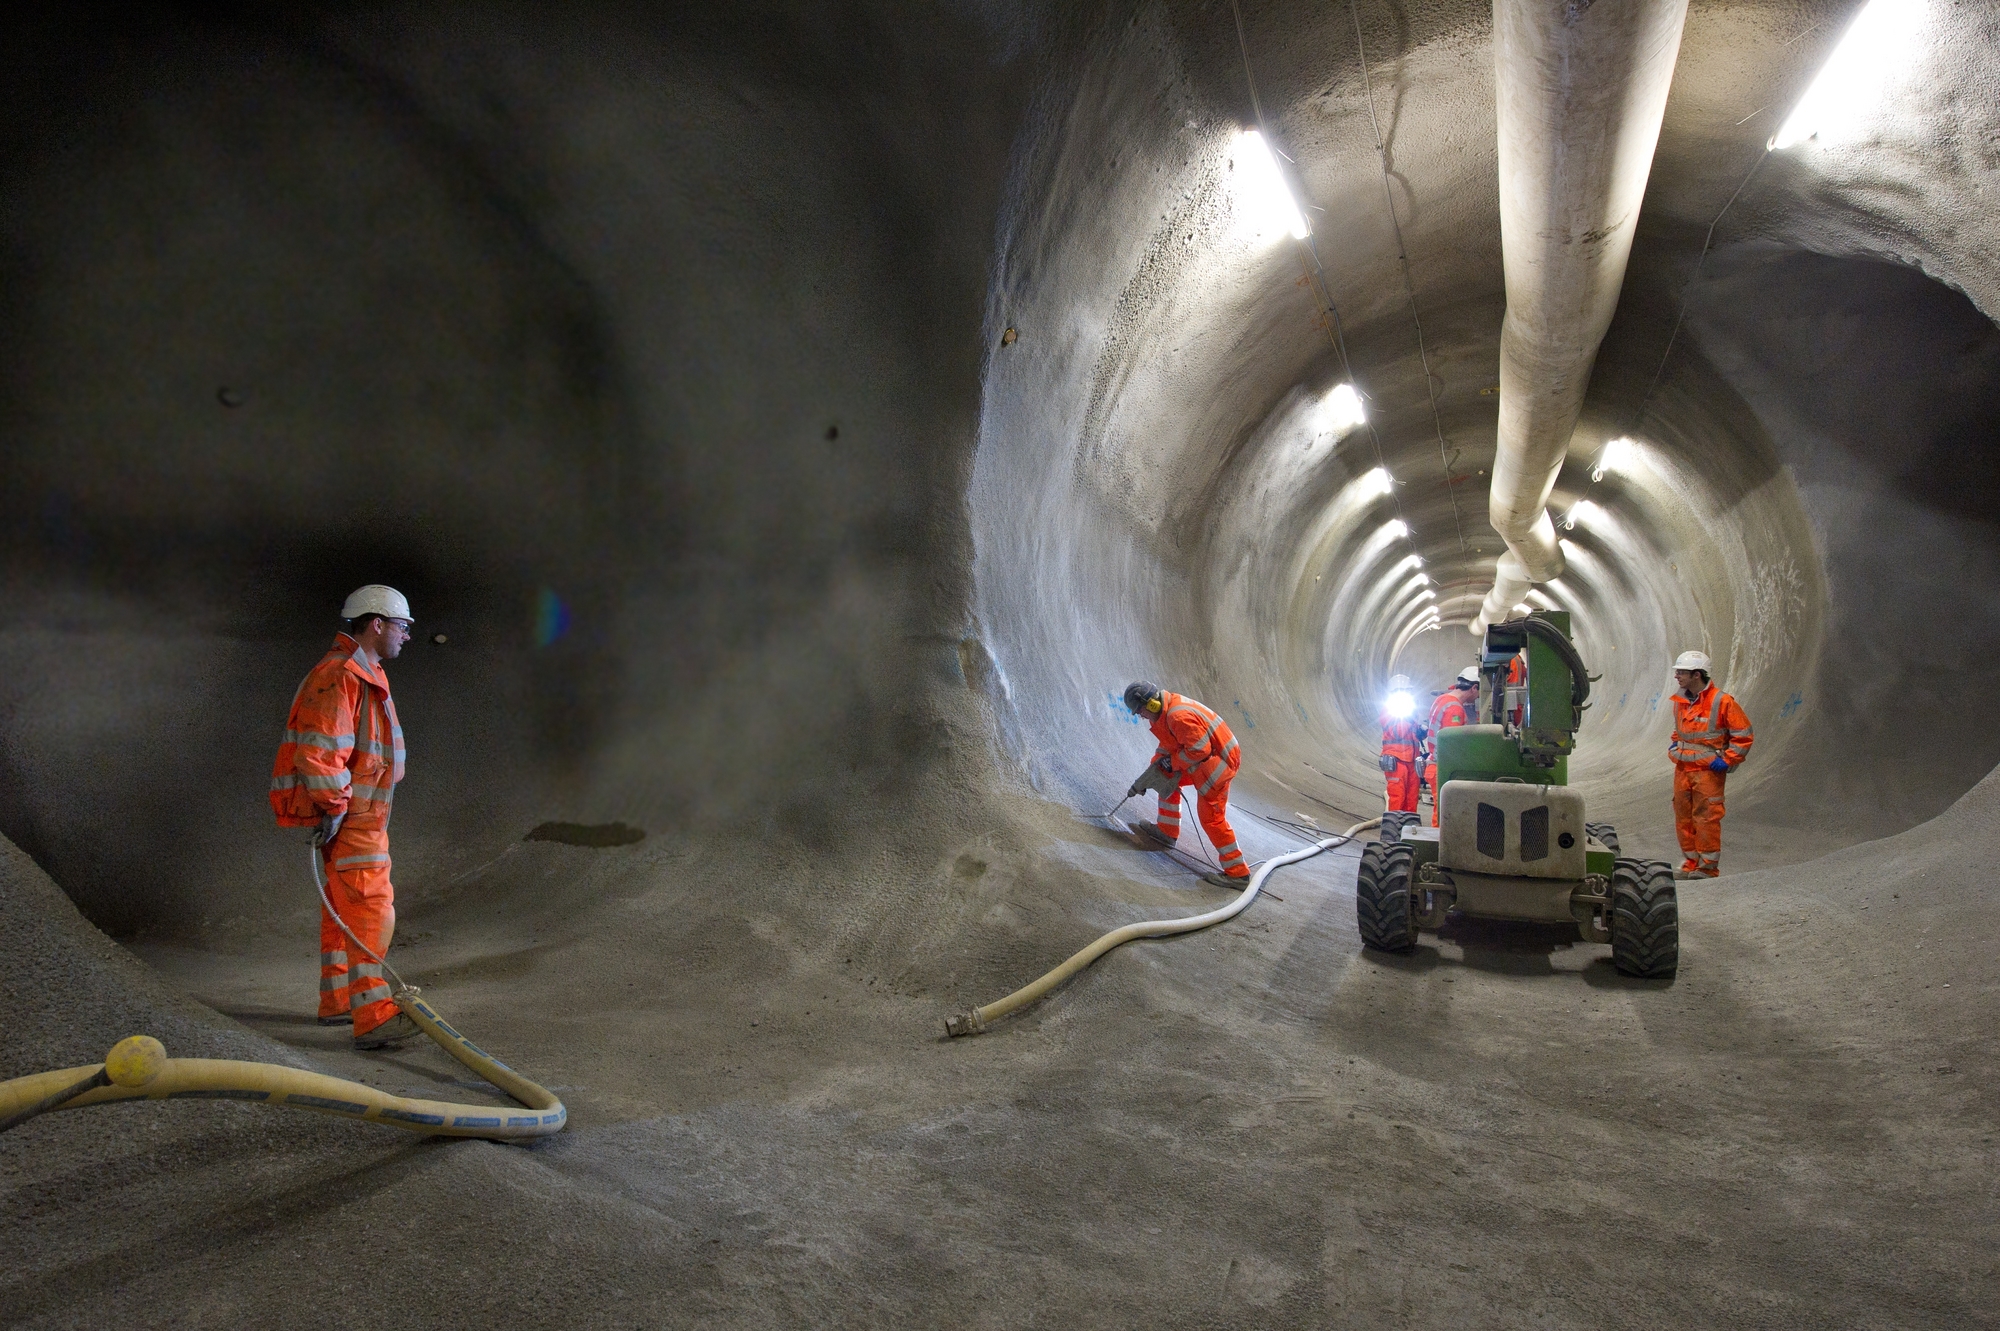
[1669,650,1754,880]
[1122,682,1248,887]
[1379,674,1421,816]
[270,586,418,1050]
[1423,666,1479,826]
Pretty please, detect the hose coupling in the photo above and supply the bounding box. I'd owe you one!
[943,1010,986,1039]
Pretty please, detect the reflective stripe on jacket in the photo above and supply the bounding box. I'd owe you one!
[1424,694,1470,760]
[1669,682,1753,769]
[1379,714,1420,762]
[270,633,406,829]
[1149,692,1242,796]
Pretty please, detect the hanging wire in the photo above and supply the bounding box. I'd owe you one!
[1230,0,1412,538]
[1345,0,1471,558]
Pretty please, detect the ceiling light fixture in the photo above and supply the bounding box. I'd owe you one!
[1770,0,1921,151]
[1230,130,1311,240]
[1562,499,1601,531]
[1591,437,1633,482]
[1321,383,1366,434]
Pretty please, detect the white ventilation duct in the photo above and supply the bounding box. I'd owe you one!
[1472,0,1690,632]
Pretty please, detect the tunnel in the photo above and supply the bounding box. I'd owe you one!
[3,1,1997,1325]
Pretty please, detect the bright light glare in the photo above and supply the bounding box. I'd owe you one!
[1770,0,1921,150]
[1363,467,1394,497]
[1563,499,1602,530]
[1229,130,1311,240]
[1591,437,1633,482]
[1389,553,1423,577]
[1385,690,1415,719]
[1384,519,1409,539]
[1418,589,1437,600]
[1320,383,1366,434]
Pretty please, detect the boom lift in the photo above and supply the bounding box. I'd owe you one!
[1356,611,1679,977]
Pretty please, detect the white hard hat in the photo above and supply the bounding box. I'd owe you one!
[1672,650,1710,673]
[342,585,413,623]
[1388,674,1412,691]
[1456,666,1480,686]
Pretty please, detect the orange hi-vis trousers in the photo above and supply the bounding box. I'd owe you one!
[1673,765,1726,875]
[1384,757,1420,814]
[1154,769,1249,879]
[317,823,399,1036]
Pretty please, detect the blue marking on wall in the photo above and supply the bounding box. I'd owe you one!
[1109,692,1147,725]
[1647,692,1661,713]
[1233,699,1256,730]
[1618,692,1627,707]
[534,587,571,647]
[1780,691,1804,720]
[1295,701,1310,726]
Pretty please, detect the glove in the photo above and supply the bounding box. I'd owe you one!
[315,811,346,846]
[1129,763,1177,799]
[1708,756,1730,773]
[1378,753,1399,773]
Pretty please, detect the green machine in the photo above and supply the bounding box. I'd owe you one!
[1356,610,1679,978]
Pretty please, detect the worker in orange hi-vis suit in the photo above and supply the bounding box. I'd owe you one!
[1379,675,1422,815]
[1668,649,1754,880]
[271,585,418,1050]
[1121,682,1248,888]
[1423,666,1480,826]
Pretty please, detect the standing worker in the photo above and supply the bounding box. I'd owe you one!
[1668,650,1754,879]
[1379,674,1422,817]
[1121,682,1248,888]
[1423,666,1480,826]
[270,586,419,1050]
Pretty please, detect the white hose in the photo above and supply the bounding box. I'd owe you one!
[944,817,1379,1036]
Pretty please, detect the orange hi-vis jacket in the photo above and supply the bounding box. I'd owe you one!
[1426,692,1471,746]
[1149,692,1242,796]
[1669,681,1753,771]
[271,633,406,831]
[1379,714,1420,761]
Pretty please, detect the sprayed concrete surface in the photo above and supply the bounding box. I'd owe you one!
[4,2,2000,1327]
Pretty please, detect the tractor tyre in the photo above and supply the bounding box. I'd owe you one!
[1357,841,1418,953]
[1584,821,1621,855]
[1610,858,1679,978]
[1379,810,1417,844]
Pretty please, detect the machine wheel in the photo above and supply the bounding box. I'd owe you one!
[1610,858,1678,978]
[1379,810,1418,844]
[1356,841,1417,952]
[1584,821,1621,855]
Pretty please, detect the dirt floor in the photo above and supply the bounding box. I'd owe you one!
[6,772,1995,1329]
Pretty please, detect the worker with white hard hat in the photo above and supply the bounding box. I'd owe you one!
[1422,666,1481,826]
[1668,649,1754,879]
[269,586,420,1049]
[1379,674,1422,816]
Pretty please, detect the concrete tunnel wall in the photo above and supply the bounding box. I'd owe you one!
[0,2,1998,929]
[970,0,2000,856]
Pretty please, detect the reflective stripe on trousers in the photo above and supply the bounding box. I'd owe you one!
[318,824,398,1034]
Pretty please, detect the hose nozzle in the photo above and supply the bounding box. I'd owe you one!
[943,1010,986,1039]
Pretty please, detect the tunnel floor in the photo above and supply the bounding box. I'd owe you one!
[6,780,1995,1328]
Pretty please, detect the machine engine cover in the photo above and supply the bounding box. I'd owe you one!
[1438,780,1586,879]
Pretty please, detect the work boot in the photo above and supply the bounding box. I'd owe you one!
[353,1013,421,1051]
[1204,871,1253,889]
[316,1013,351,1027]
[1131,821,1174,848]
